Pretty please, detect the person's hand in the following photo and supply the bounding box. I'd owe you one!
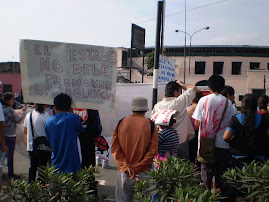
[126,167,135,179]
[22,106,27,112]
[2,144,8,155]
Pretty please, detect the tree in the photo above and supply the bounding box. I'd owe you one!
[145,49,168,70]
[145,51,155,70]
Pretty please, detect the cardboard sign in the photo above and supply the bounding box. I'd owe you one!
[158,55,175,83]
[95,136,112,163]
[151,109,177,126]
[20,39,117,111]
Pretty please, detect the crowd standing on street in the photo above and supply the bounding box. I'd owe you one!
[0,74,268,202]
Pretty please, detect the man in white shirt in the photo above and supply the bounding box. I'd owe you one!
[152,81,197,159]
[192,75,237,194]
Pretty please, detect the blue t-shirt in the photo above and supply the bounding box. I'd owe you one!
[45,112,83,173]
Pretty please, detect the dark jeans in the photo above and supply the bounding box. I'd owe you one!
[79,133,96,169]
[189,131,199,165]
[202,148,230,193]
[28,149,51,182]
[3,137,16,177]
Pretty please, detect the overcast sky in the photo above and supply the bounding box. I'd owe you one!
[0,0,268,62]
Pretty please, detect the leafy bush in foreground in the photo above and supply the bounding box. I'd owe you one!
[1,165,97,202]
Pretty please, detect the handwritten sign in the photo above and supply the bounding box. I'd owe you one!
[20,39,117,111]
[158,55,175,83]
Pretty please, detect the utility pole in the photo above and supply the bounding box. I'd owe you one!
[152,1,163,108]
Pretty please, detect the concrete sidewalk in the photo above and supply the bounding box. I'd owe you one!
[4,151,117,201]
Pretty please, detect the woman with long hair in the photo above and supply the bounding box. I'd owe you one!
[224,94,269,167]
[2,92,27,178]
[23,104,51,182]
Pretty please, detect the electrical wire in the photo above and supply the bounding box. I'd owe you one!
[138,0,231,24]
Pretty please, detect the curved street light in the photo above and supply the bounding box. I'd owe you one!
[175,26,210,76]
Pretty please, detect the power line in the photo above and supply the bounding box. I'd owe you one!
[138,0,230,24]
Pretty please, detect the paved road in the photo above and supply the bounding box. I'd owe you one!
[3,151,117,201]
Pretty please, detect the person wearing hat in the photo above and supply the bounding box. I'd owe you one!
[112,96,158,202]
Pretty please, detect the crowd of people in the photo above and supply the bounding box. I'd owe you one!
[0,74,268,201]
[112,74,269,202]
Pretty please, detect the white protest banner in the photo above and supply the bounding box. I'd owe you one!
[99,83,166,136]
[20,39,117,111]
[158,55,175,83]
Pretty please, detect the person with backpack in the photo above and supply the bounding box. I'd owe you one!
[23,104,51,182]
[192,75,237,194]
[223,94,269,200]
[224,94,269,165]
[112,96,158,202]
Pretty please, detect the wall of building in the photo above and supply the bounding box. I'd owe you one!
[0,73,22,95]
[123,52,269,107]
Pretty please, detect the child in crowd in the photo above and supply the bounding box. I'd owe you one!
[151,109,179,168]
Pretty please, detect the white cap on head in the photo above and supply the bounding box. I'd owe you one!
[131,96,149,112]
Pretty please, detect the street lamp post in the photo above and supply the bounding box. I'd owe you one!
[175,26,210,76]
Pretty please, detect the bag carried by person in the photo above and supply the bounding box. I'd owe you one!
[197,98,228,164]
[30,113,52,152]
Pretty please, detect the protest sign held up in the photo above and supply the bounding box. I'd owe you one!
[158,55,175,83]
[20,39,117,111]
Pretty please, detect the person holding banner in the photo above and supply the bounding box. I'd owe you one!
[152,81,197,160]
[45,93,83,173]
[112,96,158,202]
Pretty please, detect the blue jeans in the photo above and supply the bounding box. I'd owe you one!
[4,137,16,177]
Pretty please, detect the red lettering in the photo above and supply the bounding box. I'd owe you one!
[40,57,50,71]
[34,84,43,95]
[73,64,82,74]
[44,45,51,56]
[92,65,101,76]
[53,59,63,73]
[108,51,117,62]
[45,85,54,95]
[105,81,112,90]
[83,64,91,75]
[70,49,76,61]
[78,49,87,61]
[34,44,41,55]
[101,65,109,77]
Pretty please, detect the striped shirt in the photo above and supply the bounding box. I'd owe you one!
[158,128,179,157]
